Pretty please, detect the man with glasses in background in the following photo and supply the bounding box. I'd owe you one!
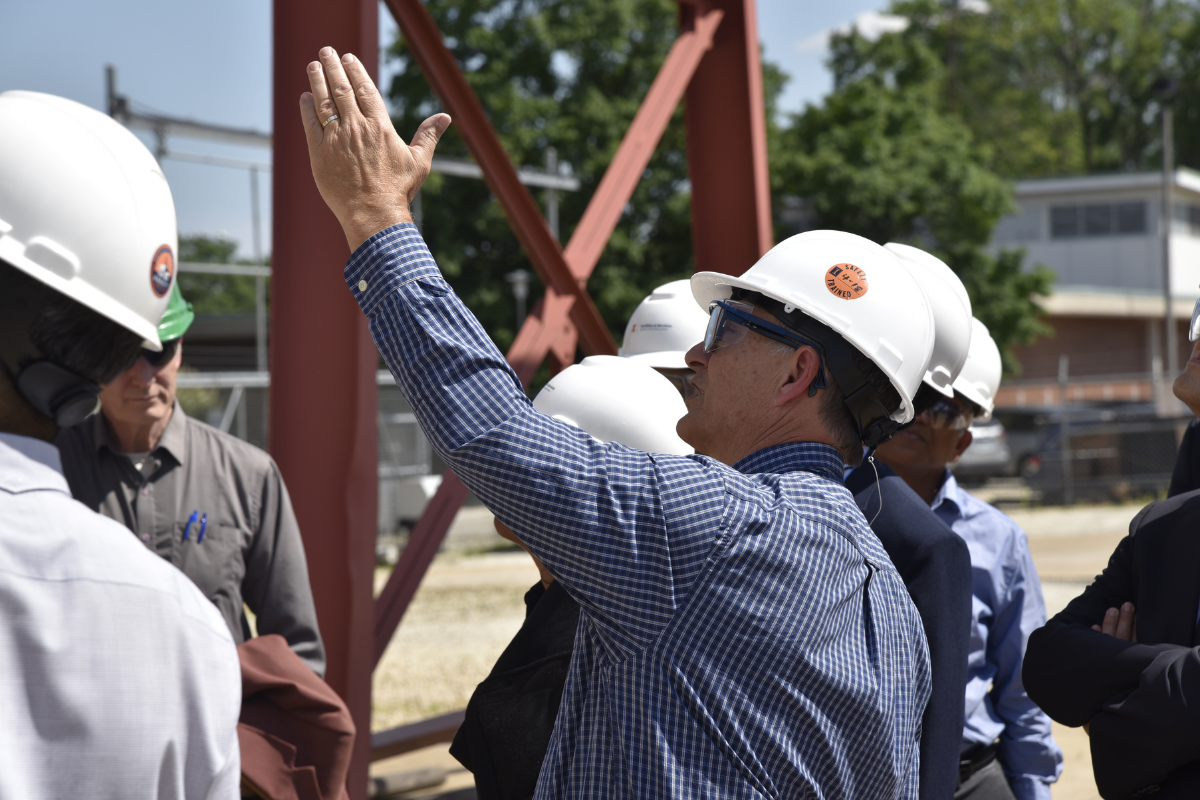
[56,284,326,676]
[875,318,1061,800]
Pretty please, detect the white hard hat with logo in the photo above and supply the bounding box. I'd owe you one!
[691,230,935,445]
[885,243,972,398]
[953,318,1002,422]
[533,356,693,455]
[619,279,711,369]
[0,91,178,349]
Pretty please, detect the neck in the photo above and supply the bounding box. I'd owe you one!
[881,460,947,505]
[105,403,174,453]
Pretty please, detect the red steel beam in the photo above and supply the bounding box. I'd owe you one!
[381,0,616,358]
[271,1,379,798]
[372,6,725,662]
[683,0,772,275]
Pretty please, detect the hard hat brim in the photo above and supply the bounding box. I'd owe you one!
[690,271,915,423]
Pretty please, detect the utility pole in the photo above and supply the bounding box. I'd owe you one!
[1154,77,1179,414]
[545,147,559,241]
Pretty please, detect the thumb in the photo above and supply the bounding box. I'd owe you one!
[408,113,452,169]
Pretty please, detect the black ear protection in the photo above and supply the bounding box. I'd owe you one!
[737,290,902,449]
[14,360,101,428]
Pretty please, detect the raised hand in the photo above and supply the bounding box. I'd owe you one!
[299,46,451,251]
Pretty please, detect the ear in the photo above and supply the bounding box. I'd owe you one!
[948,429,974,463]
[775,345,823,408]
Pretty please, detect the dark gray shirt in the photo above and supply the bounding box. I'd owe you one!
[56,402,326,676]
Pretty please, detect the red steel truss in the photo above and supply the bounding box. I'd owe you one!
[272,1,770,796]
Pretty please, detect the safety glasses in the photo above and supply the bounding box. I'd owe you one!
[705,300,811,353]
[704,300,828,393]
[919,396,975,430]
[140,337,180,369]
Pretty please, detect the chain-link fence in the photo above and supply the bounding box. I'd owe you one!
[990,405,1191,504]
[176,371,440,546]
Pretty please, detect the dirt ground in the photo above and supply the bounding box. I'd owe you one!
[371,502,1146,799]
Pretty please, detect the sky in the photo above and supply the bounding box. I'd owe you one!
[0,0,889,261]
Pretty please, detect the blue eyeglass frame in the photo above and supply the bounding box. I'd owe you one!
[706,300,828,394]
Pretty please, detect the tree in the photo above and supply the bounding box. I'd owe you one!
[773,37,1052,372]
[177,235,265,316]
[832,0,1198,178]
[385,0,698,353]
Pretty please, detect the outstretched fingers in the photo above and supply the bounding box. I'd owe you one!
[318,47,361,121]
[298,92,323,151]
[306,60,337,128]
[406,113,453,183]
[340,53,387,120]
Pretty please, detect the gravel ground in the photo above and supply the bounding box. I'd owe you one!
[371,501,1146,799]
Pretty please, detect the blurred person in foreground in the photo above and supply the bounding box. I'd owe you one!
[617,278,709,399]
[56,283,325,675]
[876,319,1062,800]
[1023,306,1200,799]
[300,46,933,798]
[452,356,693,800]
[0,90,239,798]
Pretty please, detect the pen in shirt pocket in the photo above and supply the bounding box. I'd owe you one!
[182,510,198,542]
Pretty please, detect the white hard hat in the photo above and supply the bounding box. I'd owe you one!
[953,318,1002,422]
[0,91,178,349]
[691,230,935,438]
[533,356,693,455]
[884,243,972,398]
[619,279,710,369]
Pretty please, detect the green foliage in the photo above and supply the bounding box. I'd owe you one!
[773,36,1052,372]
[176,235,266,316]
[833,0,1198,177]
[385,0,697,350]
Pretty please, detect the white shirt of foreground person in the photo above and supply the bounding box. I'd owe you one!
[0,432,241,799]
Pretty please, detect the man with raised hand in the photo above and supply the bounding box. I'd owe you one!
[299,47,932,798]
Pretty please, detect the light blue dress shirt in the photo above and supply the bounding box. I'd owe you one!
[931,470,1063,800]
[345,224,932,799]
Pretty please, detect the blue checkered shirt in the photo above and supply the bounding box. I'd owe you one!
[346,224,931,799]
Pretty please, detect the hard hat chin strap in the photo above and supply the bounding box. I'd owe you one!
[12,360,101,428]
[820,337,899,449]
[738,290,900,449]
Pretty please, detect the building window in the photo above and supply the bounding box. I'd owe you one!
[1050,206,1079,237]
[1173,204,1200,234]
[1115,202,1147,233]
[1050,201,1147,238]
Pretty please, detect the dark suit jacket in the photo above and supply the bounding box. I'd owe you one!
[847,462,973,800]
[1023,489,1200,799]
[1168,417,1200,497]
[451,580,580,800]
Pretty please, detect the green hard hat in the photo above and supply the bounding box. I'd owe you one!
[158,282,195,342]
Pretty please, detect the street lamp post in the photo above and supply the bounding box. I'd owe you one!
[506,269,531,329]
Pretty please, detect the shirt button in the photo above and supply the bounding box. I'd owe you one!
[358,279,368,292]
[141,485,150,496]
[140,533,151,543]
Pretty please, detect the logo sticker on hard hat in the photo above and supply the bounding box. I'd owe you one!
[825,263,868,300]
[150,245,174,298]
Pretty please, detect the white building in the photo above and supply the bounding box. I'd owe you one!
[989,169,1200,406]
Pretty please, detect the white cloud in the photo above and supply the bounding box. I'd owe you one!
[794,10,910,55]
[960,0,991,13]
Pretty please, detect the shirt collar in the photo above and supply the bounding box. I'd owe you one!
[0,432,64,475]
[732,442,845,483]
[94,400,187,466]
[930,467,962,517]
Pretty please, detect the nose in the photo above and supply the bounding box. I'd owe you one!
[685,341,709,371]
[128,355,156,386]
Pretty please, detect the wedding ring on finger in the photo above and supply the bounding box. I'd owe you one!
[321,114,340,128]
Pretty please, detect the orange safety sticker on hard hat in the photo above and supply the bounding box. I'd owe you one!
[150,245,174,298]
[824,263,868,300]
